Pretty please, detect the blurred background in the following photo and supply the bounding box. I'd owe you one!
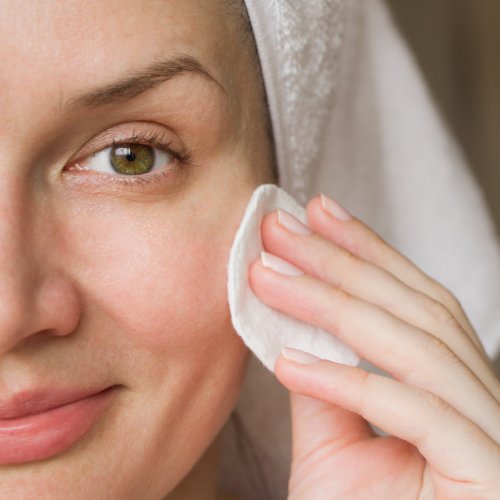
[385,0,500,373]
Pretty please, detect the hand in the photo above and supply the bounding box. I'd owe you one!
[249,194,500,500]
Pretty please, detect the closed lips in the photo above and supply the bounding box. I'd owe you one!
[0,386,117,419]
[0,385,120,465]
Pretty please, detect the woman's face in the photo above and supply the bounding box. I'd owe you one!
[0,0,273,497]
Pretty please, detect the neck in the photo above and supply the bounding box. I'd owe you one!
[166,437,222,500]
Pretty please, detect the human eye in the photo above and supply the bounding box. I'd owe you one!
[64,127,193,189]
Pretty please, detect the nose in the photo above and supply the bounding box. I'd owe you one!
[0,274,81,354]
[0,189,81,354]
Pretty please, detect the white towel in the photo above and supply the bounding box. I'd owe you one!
[219,1,500,498]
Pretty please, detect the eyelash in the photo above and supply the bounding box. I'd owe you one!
[68,129,194,190]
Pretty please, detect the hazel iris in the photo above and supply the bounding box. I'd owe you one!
[110,144,155,175]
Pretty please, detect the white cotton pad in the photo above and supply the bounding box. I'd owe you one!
[227,184,360,371]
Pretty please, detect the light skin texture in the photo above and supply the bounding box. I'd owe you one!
[2,0,499,499]
[249,202,500,499]
[0,0,273,498]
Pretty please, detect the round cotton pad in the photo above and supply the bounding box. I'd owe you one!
[227,184,360,371]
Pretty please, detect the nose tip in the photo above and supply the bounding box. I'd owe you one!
[0,274,81,354]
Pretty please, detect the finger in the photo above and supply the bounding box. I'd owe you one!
[275,354,500,484]
[250,259,500,439]
[261,209,499,398]
[306,195,486,358]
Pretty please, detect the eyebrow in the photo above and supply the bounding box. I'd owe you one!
[64,55,223,112]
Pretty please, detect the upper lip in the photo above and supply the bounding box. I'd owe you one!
[0,387,113,420]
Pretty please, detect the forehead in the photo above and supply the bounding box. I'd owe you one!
[0,0,231,117]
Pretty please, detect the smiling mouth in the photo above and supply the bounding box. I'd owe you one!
[0,385,121,465]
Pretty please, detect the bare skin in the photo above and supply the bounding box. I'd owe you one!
[3,0,498,499]
[0,0,272,498]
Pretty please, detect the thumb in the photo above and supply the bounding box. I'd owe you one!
[289,392,374,463]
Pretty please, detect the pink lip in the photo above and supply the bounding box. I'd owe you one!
[0,386,119,465]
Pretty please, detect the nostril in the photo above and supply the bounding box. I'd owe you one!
[33,275,82,337]
[0,299,30,352]
[0,274,81,354]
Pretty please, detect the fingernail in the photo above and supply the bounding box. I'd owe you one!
[320,194,353,221]
[261,251,304,277]
[277,209,313,236]
[282,347,321,364]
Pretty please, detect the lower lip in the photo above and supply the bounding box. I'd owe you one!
[0,387,118,465]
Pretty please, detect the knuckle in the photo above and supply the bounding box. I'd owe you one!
[338,247,359,269]
[324,248,359,289]
[442,291,464,316]
[429,281,464,317]
[316,251,339,284]
[347,367,372,414]
[421,333,460,366]
[357,369,374,394]
[412,389,454,450]
[427,298,462,330]
[329,288,356,335]
[311,241,348,288]
[415,387,450,424]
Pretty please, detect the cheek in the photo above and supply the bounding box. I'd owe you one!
[60,202,234,355]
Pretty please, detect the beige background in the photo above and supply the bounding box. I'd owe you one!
[385,0,500,373]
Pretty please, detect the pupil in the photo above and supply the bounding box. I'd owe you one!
[126,152,136,162]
